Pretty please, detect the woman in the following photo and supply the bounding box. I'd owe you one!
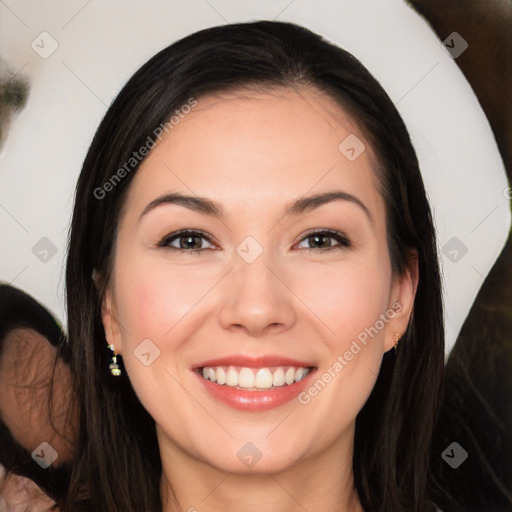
[60,20,444,511]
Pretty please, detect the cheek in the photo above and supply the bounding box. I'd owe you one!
[296,265,391,415]
[114,256,212,342]
[295,258,391,346]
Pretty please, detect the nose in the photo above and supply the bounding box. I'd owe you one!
[218,248,297,338]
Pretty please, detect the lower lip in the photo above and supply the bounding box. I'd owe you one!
[194,368,317,411]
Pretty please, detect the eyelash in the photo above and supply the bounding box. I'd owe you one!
[157,229,351,254]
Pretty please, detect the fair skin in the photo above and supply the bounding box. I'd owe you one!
[102,86,418,512]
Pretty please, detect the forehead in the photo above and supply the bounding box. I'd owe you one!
[122,86,382,222]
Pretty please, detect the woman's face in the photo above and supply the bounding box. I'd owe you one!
[102,86,416,474]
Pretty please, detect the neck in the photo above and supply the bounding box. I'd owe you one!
[159,424,364,512]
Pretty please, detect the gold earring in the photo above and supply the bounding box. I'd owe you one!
[393,333,400,353]
[108,344,122,376]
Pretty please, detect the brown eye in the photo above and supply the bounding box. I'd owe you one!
[158,230,216,252]
[297,230,351,251]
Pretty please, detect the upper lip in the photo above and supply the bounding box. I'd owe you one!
[192,354,317,369]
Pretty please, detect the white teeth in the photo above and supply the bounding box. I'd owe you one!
[226,367,239,387]
[200,365,312,390]
[254,368,273,389]
[238,367,255,388]
[272,367,285,386]
[285,367,296,385]
[216,366,226,385]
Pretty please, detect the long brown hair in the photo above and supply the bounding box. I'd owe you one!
[61,20,444,511]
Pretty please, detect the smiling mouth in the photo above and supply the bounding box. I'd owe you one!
[196,365,314,391]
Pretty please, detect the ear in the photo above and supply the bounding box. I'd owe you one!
[384,249,419,352]
[100,285,124,355]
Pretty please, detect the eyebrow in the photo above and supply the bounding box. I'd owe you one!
[139,190,372,222]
